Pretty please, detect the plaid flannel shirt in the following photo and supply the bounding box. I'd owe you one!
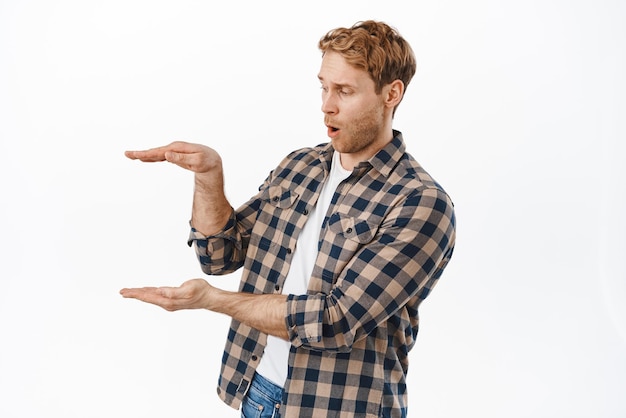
[188,131,456,418]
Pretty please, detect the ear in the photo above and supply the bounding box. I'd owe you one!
[383,80,405,109]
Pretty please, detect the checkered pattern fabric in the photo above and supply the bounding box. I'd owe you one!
[188,131,456,418]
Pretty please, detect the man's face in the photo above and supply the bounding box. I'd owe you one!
[318,51,389,165]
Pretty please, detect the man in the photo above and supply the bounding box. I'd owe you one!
[121,20,456,418]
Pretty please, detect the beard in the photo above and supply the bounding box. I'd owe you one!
[328,101,386,156]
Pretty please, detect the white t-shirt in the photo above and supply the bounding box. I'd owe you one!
[255,150,352,387]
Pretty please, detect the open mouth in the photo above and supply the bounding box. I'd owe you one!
[327,125,340,138]
[326,122,339,132]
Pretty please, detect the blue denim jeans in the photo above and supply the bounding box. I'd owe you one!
[241,373,284,418]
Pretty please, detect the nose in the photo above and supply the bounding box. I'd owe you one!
[321,92,337,115]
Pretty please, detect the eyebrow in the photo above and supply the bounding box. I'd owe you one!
[317,75,355,89]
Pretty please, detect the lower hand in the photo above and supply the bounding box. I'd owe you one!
[120,279,213,311]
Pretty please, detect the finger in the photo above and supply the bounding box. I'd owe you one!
[125,141,193,162]
[119,287,172,302]
[156,286,185,299]
[124,149,168,162]
[119,287,161,299]
[163,151,211,173]
[163,150,195,167]
[163,150,184,164]
[120,287,181,311]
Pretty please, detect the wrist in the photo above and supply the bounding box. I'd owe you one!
[194,169,223,192]
[208,287,234,314]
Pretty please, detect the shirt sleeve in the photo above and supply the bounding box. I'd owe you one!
[187,210,246,275]
[187,179,270,276]
[186,147,313,277]
[286,186,456,352]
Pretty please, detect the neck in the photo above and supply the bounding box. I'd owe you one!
[338,128,394,170]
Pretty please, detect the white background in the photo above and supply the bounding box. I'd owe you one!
[1,1,625,417]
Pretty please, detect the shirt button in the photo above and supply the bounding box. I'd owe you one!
[286,248,292,254]
[274,284,280,291]
[346,227,353,234]
[251,355,258,361]
[272,196,279,202]
[303,209,309,215]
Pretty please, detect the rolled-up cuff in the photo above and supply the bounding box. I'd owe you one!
[187,209,237,248]
[286,294,324,347]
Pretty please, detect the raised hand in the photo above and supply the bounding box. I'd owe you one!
[125,141,222,175]
[125,140,232,235]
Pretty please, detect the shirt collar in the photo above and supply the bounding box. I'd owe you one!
[366,130,406,177]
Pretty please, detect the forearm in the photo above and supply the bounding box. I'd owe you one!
[121,279,289,340]
[191,169,233,236]
[209,288,289,340]
[189,182,266,275]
